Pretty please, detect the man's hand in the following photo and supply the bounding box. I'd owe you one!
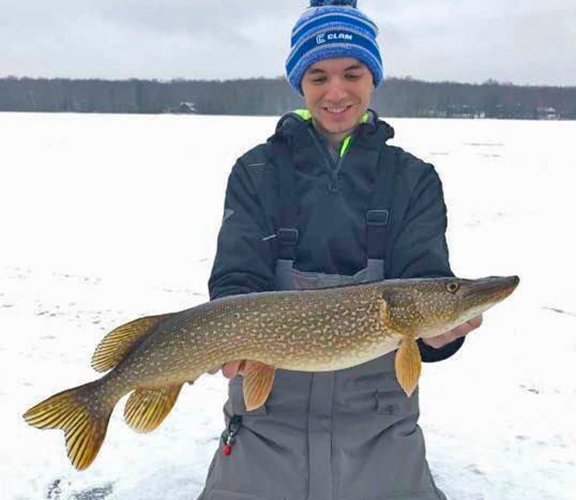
[208,360,262,378]
[421,314,483,349]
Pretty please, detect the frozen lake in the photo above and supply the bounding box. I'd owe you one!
[1,112,575,500]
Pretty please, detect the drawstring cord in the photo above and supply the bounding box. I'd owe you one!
[221,415,242,456]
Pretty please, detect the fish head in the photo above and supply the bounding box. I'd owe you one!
[380,276,520,338]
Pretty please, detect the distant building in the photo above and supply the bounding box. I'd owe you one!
[446,104,484,119]
[178,102,196,113]
[535,107,559,120]
[164,101,197,114]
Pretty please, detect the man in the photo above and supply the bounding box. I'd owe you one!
[198,1,481,499]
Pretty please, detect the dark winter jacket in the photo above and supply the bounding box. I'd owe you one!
[209,110,464,362]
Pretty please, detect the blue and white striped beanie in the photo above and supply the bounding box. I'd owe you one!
[286,0,383,95]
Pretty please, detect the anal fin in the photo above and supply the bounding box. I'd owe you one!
[124,385,183,433]
[242,362,275,411]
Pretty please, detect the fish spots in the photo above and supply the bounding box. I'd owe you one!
[113,282,412,376]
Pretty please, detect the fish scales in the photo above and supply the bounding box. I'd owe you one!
[110,281,398,388]
[23,275,520,470]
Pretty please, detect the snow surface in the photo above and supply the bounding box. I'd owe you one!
[1,112,575,500]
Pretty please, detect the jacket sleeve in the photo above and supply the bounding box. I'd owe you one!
[389,155,465,362]
[208,157,277,300]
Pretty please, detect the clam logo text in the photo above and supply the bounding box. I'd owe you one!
[316,33,353,45]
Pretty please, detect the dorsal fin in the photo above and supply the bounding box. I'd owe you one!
[91,313,174,372]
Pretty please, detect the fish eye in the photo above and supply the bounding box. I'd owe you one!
[446,282,460,294]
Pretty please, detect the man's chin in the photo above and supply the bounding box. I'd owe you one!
[321,112,365,132]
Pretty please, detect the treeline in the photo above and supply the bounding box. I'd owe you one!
[1,75,575,119]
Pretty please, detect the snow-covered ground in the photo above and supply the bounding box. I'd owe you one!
[1,112,574,500]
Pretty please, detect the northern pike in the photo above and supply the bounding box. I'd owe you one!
[24,275,519,470]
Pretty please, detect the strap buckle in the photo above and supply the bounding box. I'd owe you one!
[277,227,299,244]
[367,210,389,226]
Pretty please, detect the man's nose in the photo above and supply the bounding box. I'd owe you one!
[324,79,347,102]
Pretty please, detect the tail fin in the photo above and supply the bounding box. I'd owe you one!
[23,380,116,470]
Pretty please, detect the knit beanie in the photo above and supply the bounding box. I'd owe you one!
[286,0,383,95]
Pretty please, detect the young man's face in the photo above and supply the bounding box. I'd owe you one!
[301,57,374,146]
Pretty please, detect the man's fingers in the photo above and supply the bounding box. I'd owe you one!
[453,315,483,338]
[422,314,484,349]
[213,360,276,378]
[422,333,455,349]
[222,360,244,379]
[237,360,247,376]
[469,314,483,329]
[450,323,470,339]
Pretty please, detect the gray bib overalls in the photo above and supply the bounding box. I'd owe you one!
[198,130,448,500]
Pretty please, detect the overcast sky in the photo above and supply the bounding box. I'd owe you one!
[2,0,575,86]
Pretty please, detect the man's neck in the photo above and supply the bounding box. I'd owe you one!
[311,119,351,150]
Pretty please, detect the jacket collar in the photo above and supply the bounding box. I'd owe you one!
[275,108,395,147]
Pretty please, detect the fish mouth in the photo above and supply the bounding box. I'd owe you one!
[462,275,520,305]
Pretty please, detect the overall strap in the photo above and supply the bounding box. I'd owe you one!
[367,145,398,273]
[266,134,299,289]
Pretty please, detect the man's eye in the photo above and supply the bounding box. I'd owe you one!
[345,74,360,80]
[312,78,326,84]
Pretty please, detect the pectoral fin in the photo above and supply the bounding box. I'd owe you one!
[378,296,422,397]
[395,336,421,397]
[242,362,275,411]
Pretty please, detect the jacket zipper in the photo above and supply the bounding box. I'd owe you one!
[308,128,347,192]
